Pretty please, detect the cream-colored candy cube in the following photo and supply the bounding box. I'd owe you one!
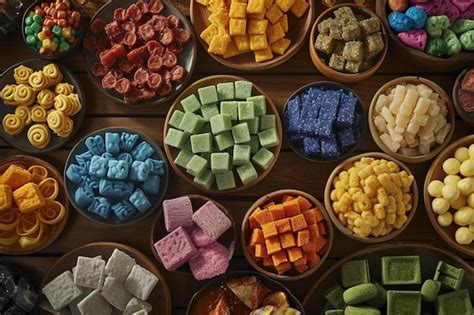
[406,121,421,135]
[411,114,429,126]
[413,97,430,115]
[395,114,410,130]
[387,125,403,143]
[416,84,433,97]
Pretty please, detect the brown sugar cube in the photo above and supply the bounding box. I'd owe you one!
[13,182,45,213]
[0,184,13,211]
[359,17,380,35]
[275,218,292,234]
[329,53,346,71]
[365,32,384,58]
[290,214,308,232]
[287,247,303,262]
[271,250,288,266]
[280,232,296,249]
[342,40,364,62]
[262,221,278,238]
[1,165,32,190]
[342,22,361,41]
[315,34,334,55]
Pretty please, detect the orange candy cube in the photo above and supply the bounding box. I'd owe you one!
[271,250,288,266]
[250,228,265,245]
[262,221,278,238]
[283,199,300,217]
[268,204,285,221]
[254,208,273,226]
[302,209,317,225]
[315,237,328,252]
[265,236,282,255]
[287,247,303,262]
[255,243,268,258]
[290,214,307,232]
[294,263,308,273]
[0,184,13,212]
[275,218,292,234]
[302,241,316,253]
[306,250,320,264]
[275,261,292,274]
[314,207,325,222]
[318,221,327,236]
[281,194,295,202]
[263,256,273,267]
[13,183,45,213]
[293,253,307,266]
[1,165,32,190]
[297,196,312,211]
[279,232,296,249]
[297,229,310,247]
[249,207,261,229]
[308,224,320,240]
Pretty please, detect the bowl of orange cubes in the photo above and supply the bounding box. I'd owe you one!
[241,189,333,281]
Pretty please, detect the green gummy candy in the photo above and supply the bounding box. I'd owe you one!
[174,149,194,168]
[367,282,387,308]
[247,95,266,115]
[421,279,441,302]
[443,29,462,55]
[435,289,472,315]
[59,41,70,52]
[215,131,234,151]
[216,82,235,100]
[25,16,33,26]
[190,133,213,153]
[52,25,62,36]
[232,123,251,144]
[30,22,41,33]
[32,14,43,24]
[426,16,450,37]
[24,26,33,35]
[26,35,37,45]
[181,94,201,112]
[252,147,274,170]
[382,256,421,285]
[211,152,231,173]
[345,306,381,315]
[343,283,377,305]
[426,38,447,57]
[220,101,238,120]
[198,85,218,105]
[210,114,232,134]
[452,19,474,34]
[258,128,279,148]
[460,30,474,51]
[201,103,219,121]
[233,144,251,165]
[186,155,208,177]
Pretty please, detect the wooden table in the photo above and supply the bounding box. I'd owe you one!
[0,2,473,314]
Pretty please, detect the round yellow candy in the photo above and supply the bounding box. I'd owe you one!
[451,195,467,210]
[437,212,453,227]
[455,147,470,162]
[455,226,473,245]
[458,178,474,196]
[469,144,474,159]
[432,197,450,214]
[428,180,444,198]
[442,158,460,175]
[442,183,460,201]
[444,175,461,186]
[453,207,473,226]
[460,159,474,177]
[470,223,474,233]
[469,194,474,208]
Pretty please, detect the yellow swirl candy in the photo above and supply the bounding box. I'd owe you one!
[57,116,74,138]
[37,89,55,109]
[47,109,65,131]
[38,201,65,225]
[1,84,19,105]
[27,124,51,149]
[16,212,39,236]
[0,229,19,246]
[29,71,49,91]
[43,64,63,86]
[13,65,33,84]
[0,209,20,231]
[14,105,32,125]
[28,165,49,184]
[67,94,82,116]
[54,94,74,115]
[38,178,59,201]
[2,114,25,135]
[54,83,74,95]
[18,222,46,248]
[31,105,48,123]
[13,84,36,106]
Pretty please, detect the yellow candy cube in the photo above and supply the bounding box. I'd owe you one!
[209,0,225,10]
[254,46,273,62]
[13,183,45,213]
[247,0,266,14]
[265,0,273,8]
[37,32,48,41]
[248,11,266,19]
[279,14,289,32]
[266,4,283,24]
[196,0,210,5]
[223,40,247,58]
[230,18,247,36]
[270,37,291,54]
[0,184,12,212]
[250,34,268,50]
[290,0,309,17]
[209,7,229,27]
[42,38,53,50]
[234,35,251,51]
[267,22,285,43]
[200,24,219,45]
[62,27,72,39]
[248,19,269,35]
[229,1,247,18]
[0,165,32,190]
[275,0,295,12]
[208,34,231,55]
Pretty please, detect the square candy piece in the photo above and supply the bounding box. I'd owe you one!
[341,260,370,288]
[234,81,253,99]
[174,149,194,168]
[123,297,152,315]
[165,128,189,149]
[238,102,255,120]
[252,147,274,169]
[181,94,201,112]
[194,169,215,190]
[382,256,421,285]
[74,256,106,289]
[303,137,321,157]
[236,162,258,185]
[154,226,197,271]
[434,260,465,290]
[189,242,230,280]
[217,82,235,100]
[284,96,301,133]
[186,155,208,177]
[105,249,136,283]
[336,92,357,128]
[337,128,357,151]
[387,291,421,315]
[314,119,334,137]
[77,290,112,315]
[324,284,345,309]
[435,289,472,315]
[211,152,231,173]
[169,110,185,128]
[198,85,218,105]
[260,115,276,130]
[220,101,238,120]
[258,128,279,148]
[193,200,232,240]
[233,144,251,165]
[247,95,266,116]
[215,131,234,151]
[319,90,341,121]
[321,135,340,159]
[42,271,83,311]
[248,135,260,154]
[101,276,132,311]
[124,265,159,300]
[210,114,233,134]
[179,112,206,134]
[201,103,220,121]
[163,196,193,232]
[191,133,213,153]
[232,123,251,144]
[246,117,260,134]
[215,171,236,190]
[190,224,215,247]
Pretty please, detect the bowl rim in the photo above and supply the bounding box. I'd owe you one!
[149,193,237,275]
[163,74,283,194]
[368,75,456,163]
[281,80,367,163]
[324,152,419,243]
[63,126,170,227]
[452,68,474,126]
[423,134,474,258]
[240,189,334,282]
[0,154,69,255]
[308,3,389,81]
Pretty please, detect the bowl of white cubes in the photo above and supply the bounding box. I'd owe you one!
[369,76,455,163]
[163,75,283,193]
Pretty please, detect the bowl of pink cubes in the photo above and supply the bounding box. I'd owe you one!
[151,195,236,280]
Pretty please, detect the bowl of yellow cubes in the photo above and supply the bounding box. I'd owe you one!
[190,0,314,70]
[425,135,474,258]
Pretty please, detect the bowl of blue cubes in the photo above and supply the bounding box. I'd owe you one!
[282,81,366,162]
[64,127,169,226]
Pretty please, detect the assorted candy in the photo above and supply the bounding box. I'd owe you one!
[314,6,385,73]
[65,131,165,222]
[83,0,192,104]
[0,64,82,149]
[165,80,278,191]
[0,265,38,314]
[283,85,362,160]
[40,248,157,313]
[197,0,309,62]
[154,196,231,280]
[24,0,81,55]
[427,143,474,246]
[246,193,329,275]
[457,68,474,113]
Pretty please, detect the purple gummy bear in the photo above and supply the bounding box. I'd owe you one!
[450,0,474,11]
[438,0,460,24]
[461,3,474,18]
[415,0,443,15]
[398,29,428,51]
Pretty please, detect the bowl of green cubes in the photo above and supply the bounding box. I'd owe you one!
[303,242,474,315]
[163,75,283,193]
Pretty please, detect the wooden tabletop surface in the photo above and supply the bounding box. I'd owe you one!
[1,1,473,314]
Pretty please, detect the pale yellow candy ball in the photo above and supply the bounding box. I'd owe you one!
[443,158,461,175]
[454,147,470,162]
[428,180,444,198]
[460,159,474,177]
[432,197,450,214]
[442,183,460,201]
[455,226,473,245]
[437,212,453,227]
[451,195,467,210]
[453,207,474,226]
[444,175,461,185]
[458,178,474,196]
[470,223,474,233]
[469,144,474,159]
[469,194,474,208]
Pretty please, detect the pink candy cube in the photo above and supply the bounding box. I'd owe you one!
[192,201,232,241]
[189,242,229,280]
[163,196,193,232]
[190,224,215,247]
[154,226,197,271]
[461,3,474,18]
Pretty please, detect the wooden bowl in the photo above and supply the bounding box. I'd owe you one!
[309,4,388,83]
[190,0,315,71]
[40,241,172,315]
[324,152,419,243]
[369,76,456,163]
[150,194,237,275]
[424,135,474,258]
[376,0,474,72]
[453,68,474,126]
[303,242,474,312]
[163,75,283,194]
[241,189,334,281]
[0,155,69,255]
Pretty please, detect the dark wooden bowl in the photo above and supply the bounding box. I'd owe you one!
[241,189,334,282]
[376,0,474,71]
[324,152,419,243]
[190,0,315,71]
[163,75,283,194]
[40,242,172,315]
[453,68,474,126]
[424,135,474,258]
[369,76,456,163]
[303,242,474,313]
[0,155,69,255]
[309,4,388,83]
[150,194,237,276]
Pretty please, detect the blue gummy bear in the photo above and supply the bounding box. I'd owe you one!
[120,132,139,152]
[111,201,137,221]
[89,156,108,178]
[82,175,100,191]
[107,160,129,180]
[131,141,155,161]
[75,186,95,207]
[75,151,93,165]
[87,197,111,219]
[129,161,151,182]
[66,164,83,183]
[99,179,134,198]
[388,11,414,33]
[129,188,151,213]
[405,6,427,29]
[144,158,164,175]
[143,174,161,194]
[105,132,120,155]
[117,152,133,166]
[85,135,105,156]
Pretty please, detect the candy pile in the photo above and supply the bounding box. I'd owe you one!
[373,82,451,156]
[24,0,81,55]
[428,143,474,246]
[0,163,66,251]
[457,68,474,113]
[247,193,329,275]
[283,86,362,160]
[314,6,385,73]
[198,0,309,62]
[323,258,472,314]
[165,80,278,191]
[41,249,158,313]
[387,0,474,57]
[0,64,82,149]
[154,196,231,280]
[66,131,165,222]
[0,265,38,314]
[329,156,415,238]
[83,0,192,104]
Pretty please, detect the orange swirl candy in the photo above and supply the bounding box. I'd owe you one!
[0,208,20,231]
[28,165,49,184]
[38,201,65,225]
[38,178,59,201]
[16,212,40,236]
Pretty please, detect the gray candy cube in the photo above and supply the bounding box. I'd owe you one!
[42,271,83,311]
[105,249,136,283]
[101,276,132,311]
[77,290,112,315]
[74,256,106,289]
[124,265,159,301]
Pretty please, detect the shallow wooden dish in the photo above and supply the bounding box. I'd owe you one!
[309,4,388,83]
[241,189,334,282]
[369,76,456,163]
[163,75,283,194]
[376,0,474,72]
[453,68,474,126]
[424,135,474,258]
[39,241,172,315]
[190,0,315,71]
[150,194,237,275]
[0,155,69,255]
[324,152,418,244]
[303,242,474,313]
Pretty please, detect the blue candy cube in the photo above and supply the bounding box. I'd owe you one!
[107,160,129,180]
[129,188,151,213]
[75,151,93,165]
[303,137,321,157]
[111,201,137,221]
[82,175,99,191]
[336,92,357,128]
[285,96,301,133]
[143,174,161,194]
[89,156,108,178]
[117,153,133,166]
[66,164,83,183]
[75,186,95,207]
[319,90,341,121]
[314,119,334,137]
[298,89,324,135]
[105,132,120,155]
[337,128,357,151]
[99,179,134,198]
[321,135,340,159]
[87,197,111,219]
[101,152,114,162]
[129,161,151,182]
[85,135,105,155]
[145,158,164,175]
[131,141,155,161]
[119,132,139,152]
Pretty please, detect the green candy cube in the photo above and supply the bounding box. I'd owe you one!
[215,171,236,190]
[324,284,345,309]
[434,261,465,290]
[217,82,235,100]
[169,110,185,128]
[52,25,62,36]
[247,135,260,153]
[246,117,260,134]
[421,279,441,302]
[26,35,37,46]
[435,289,472,315]
[387,291,421,315]
[191,133,213,153]
[211,152,231,173]
[235,81,253,99]
[236,162,258,185]
[210,114,232,134]
[252,147,274,169]
[238,101,255,120]
[258,128,279,148]
[341,260,370,288]
[174,149,194,168]
[220,101,238,120]
[186,155,208,177]
[33,14,43,24]
[194,169,215,189]
[179,112,206,134]
[344,306,381,315]
[25,16,33,26]
[233,144,251,165]
[232,123,251,144]
[367,282,387,308]
[165,128,189,149]
[247,95,266,116]
[198,85,218,105]
[382,256,421,285]
[59,41,70,52]
[215,131,234,151]
[31,22,41,33]
[181,94,201,112]
[24,26,33,35]
[201,103,219,121]
[260,114,276,130]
